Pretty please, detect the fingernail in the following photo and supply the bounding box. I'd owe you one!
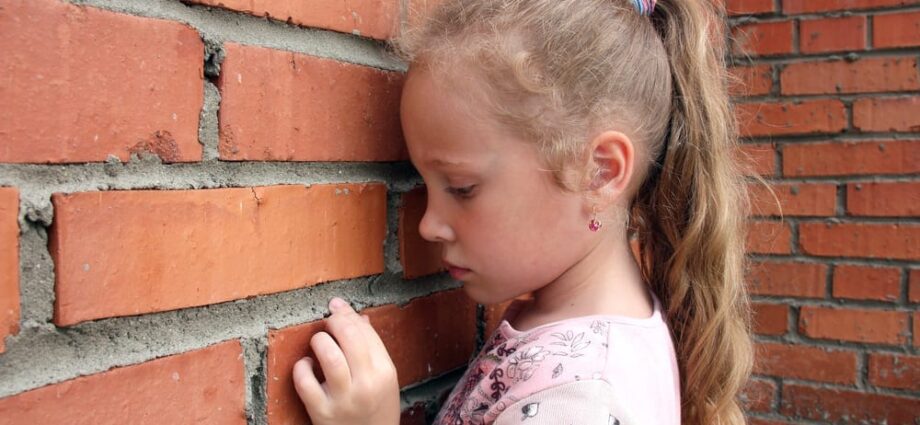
[329,297,347,310]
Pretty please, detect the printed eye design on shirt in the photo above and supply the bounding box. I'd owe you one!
[521,402,539,420]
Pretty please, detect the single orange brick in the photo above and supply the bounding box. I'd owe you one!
[783,140,920,177]
[265,289,477,425]
[50,184,387,326]
[217,43,407,162]
[868,353,920,391]
[781,57,919,95]
[781,383,920,423]
[185,0,399,40]
[833,264,901,302]
[0,341,246,425]
[747,260,827,298]
[732,20,794,57]
[910,269,920,302]
[754,342,858,384]
[853,96,920,132]
[0,188,19,353]
[799,306,909,345]
[729,65,773,97]
[737,100,847,137]
[799,16,866,53]
[783,0,917,13]
[847,181,920,217]
[751,302,789,336]
[0,0,203,164]
[746,220,793,254]
[725,0,776,15]
[399,186,444,279]
[740,379,776,413]
[873,11,920,49]
[798,222,919,260]
[748,182,837,217]
[736,143,776,176]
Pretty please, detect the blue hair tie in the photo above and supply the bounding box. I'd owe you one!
[631,0,657,16]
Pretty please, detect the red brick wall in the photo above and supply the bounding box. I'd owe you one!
[729,0,920,423]
[0,0,472,423]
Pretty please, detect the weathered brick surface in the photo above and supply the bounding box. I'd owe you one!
[399,186,444,279]
[0,188,19,353]
[853,96,920,132]
[783,0,920,13]
[732,21,794,57]
[746,220,793,254]
[867,353,920,391]
[754,342,858,384]
[50,184,386,325]
[747,260,827,298]
[0,0,204,164]
[832,264,901,302]
[781,383,920,423]
[873,10,920,48]
[265,290,477,425]
[737,100,847,137]
[730,65,773,97]
[733,18,920,362]
[751,303,789,336]
[217,43,407,162]
[736,143,776,176]
[847,181,920,217]
[725,0,776,15]
[799,16,867,53]
[748,182,837,217]
[798,306,909,345]
[798,222,919,260]
[184,0,399,40]
[780,57,919,95]
[740,378,776,413]
[782,140,920,177]
[0,341,246,425]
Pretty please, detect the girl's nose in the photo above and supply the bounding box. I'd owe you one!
[418,201,455,243]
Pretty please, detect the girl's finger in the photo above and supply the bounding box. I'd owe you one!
[310,331,352,396]
[292,357,328,412]
[325,299,372,374]
[357,314,390,360]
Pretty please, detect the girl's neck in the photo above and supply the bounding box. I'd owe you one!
[511,232,652,332]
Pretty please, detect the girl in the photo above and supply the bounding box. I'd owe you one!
[292,0,754,424]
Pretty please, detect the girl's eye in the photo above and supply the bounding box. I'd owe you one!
[447,185,477,199]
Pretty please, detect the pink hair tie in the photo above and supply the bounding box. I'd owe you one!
[631,0,656,16]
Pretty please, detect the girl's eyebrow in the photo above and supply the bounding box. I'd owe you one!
[426,158,475,168]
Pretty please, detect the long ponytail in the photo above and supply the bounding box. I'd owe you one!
[631,1,754,424]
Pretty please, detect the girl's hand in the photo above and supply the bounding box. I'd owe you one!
[292,298,400,425]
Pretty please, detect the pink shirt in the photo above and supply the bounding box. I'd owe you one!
[434,292,681,425]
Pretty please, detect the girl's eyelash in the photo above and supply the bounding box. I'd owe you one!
[447,185,477,198]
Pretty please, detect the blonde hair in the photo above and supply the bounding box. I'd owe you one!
[392,1,753,424]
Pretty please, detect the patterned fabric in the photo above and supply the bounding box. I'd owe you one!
[433,292,682,425]
[631,0,657,16]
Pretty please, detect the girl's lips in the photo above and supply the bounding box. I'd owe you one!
[443,260,471,279]
[447,266,470,279]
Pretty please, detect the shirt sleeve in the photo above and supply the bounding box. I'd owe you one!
[493,379,637,425]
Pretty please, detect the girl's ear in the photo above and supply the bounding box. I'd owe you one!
[586,130,634,206]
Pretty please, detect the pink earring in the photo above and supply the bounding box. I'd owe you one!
[588,207,602,232]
